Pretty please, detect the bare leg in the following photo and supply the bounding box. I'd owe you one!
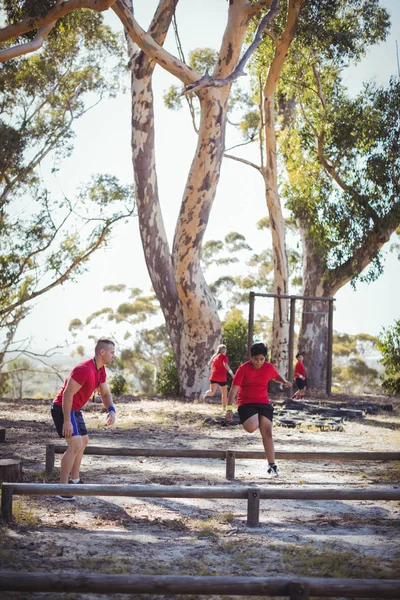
[70,434,89,480]
[203,383,218,399]
[221,385,227,410]
[259,415,274,464]
[60,435,84,484]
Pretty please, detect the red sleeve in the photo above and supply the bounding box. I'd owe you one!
[232,363,245,386]
[266,363,280,380]
[70,363,90,386]
[223,355,228,364]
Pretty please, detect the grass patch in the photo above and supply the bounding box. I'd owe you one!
[76,555,131,574]
[11,498,39,526]
[281,542,397,579]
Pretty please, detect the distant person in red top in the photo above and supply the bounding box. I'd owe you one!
[226,342,290,477]
[292,352,306,400]
[51,339,117,499]
[203,344,234,410]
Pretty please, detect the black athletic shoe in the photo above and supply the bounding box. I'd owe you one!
[69,479,83,484]
[267,464,279,477]
[56,495,75,501]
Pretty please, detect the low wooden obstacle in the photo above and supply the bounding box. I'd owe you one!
[0,428,6,442]
[45,444,400,480]
[2,482,399,525]
[0,572,399,598]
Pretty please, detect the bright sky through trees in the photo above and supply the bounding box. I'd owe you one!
[14,0,400,353]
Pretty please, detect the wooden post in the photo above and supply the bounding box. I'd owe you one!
[1,484,14,522]
[288,297,296,396]
[289,581,310,600]
[226,451,236,480]
[0,459,22,482]
[0,428,6,442]
[246,488,260,527]
[45,444,56,476]
[326,300,334,397]
[247,292,255,357]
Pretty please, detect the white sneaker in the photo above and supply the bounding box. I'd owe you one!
[267,464,279,477]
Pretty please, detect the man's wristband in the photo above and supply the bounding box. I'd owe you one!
[226,405,233,411]
[107,406,116,413]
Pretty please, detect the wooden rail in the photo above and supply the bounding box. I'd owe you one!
[2,482,399,525]
[0,572,399,598]
[45,443,400,480]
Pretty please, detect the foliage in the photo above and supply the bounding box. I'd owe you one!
[109,374,129,396]
[70,286,168,395]
[0,4,133,374]
[156,350,180,397]
[378,320,400,394]
[332,331,381,394]
[221,308,249,373]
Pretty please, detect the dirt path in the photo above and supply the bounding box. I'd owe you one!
[0,395,399,600]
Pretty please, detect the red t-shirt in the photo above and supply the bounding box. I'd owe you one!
[232,361,279,405]
[53,358,106,411]
[294,361,306,378]
[210,354,228,382]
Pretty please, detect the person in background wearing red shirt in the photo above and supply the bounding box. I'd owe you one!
[51,338,116,499]
[226,342,290,477]
[292,352,306,400]
[203,344,234,410]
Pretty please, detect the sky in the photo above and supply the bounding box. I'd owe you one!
[13,0,400,356]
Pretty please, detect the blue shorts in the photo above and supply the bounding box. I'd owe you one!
[51,403,88,438]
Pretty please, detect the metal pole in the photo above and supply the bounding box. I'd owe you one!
[248,292,255,357]
[288,297,296,395]
[326,300,334,397]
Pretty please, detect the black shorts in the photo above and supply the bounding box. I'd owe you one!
[51,403,88,438]
[296,378,306,390]
[238,403,274,424]
[210,380,227,386]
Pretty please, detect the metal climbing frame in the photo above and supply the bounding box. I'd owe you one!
[247,292,335,396]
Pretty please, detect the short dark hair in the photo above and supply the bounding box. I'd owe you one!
[296,352,303,359]
[95,338,115,354]
[250,342,268,357]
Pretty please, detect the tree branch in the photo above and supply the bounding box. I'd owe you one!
[113,0,199,86]
[0,210,134,319]
[0,0,116,44]
[181,0,280,96]
[224,153,262,173]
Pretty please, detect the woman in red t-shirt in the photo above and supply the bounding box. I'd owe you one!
[226,342,290,477]
[203,344,234,410]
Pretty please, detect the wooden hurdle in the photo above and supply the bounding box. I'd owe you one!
[45,443,400,480]
[0,572,399,598]
[2,482,399,525]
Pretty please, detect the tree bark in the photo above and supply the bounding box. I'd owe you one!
[262,0,304,374]
[121,0,269,396]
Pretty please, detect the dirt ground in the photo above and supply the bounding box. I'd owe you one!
[0,393,399,600]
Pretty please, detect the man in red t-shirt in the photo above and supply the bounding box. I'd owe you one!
[226,342,290,477]
[51,338,116,499]
[292,352,307,400]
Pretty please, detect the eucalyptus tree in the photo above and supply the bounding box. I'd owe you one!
[0,5,134,379]
[1,0,282,397]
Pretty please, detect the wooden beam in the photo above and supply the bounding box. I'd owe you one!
[4,482,400,501]
[0,572,398,597]
[49,445,400,462]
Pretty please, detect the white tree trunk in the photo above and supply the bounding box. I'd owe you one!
[263,95,289,374]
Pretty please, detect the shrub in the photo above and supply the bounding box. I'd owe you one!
[156,350,180,397]
[222,308,249,373]
[110,374,129,396]
[378,320,400,395]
